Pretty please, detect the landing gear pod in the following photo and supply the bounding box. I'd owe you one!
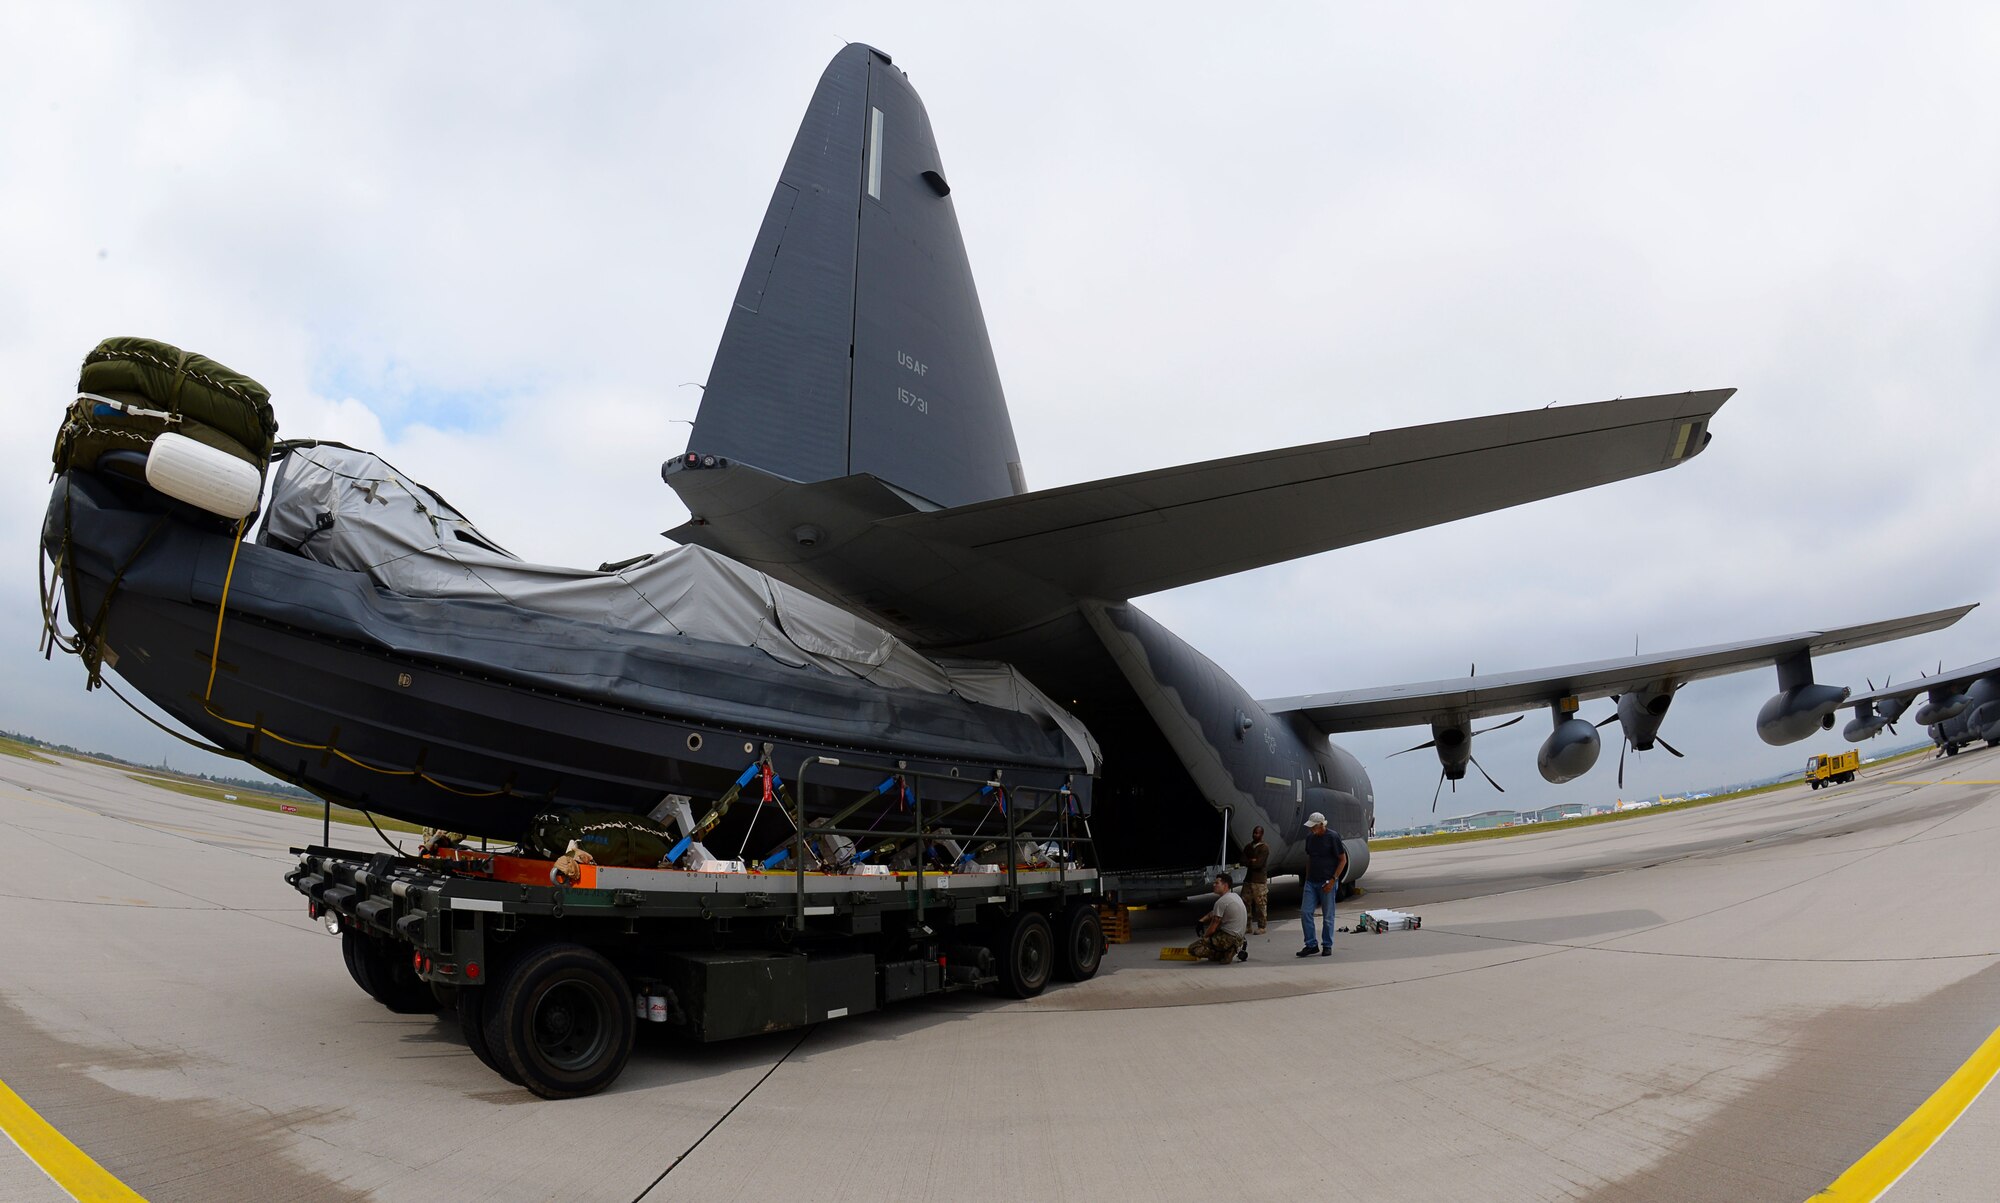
[145,431,263,519]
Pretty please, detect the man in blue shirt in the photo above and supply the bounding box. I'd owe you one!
[1297,812,1347,958]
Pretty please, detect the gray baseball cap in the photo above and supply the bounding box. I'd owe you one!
[1305,812,1327,828]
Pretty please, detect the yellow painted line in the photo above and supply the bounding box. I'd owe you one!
[0,1077,146,1202]
[1808,1020,2000,1201]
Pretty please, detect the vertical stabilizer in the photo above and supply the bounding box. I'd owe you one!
[689,45,1024,510]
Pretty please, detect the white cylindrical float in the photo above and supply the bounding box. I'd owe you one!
[144,431,263,520]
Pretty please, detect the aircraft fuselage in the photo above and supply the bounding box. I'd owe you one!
[1929,676,2000,752]
[967,601,1374,884]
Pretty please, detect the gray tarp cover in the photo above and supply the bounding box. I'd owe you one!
[259,444,1098,770]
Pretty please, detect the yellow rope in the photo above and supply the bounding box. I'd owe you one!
[198,700,512,797]
[203,517,247,701]
[192,517,510,799]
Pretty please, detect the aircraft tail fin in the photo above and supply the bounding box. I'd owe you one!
[687,44,1025,511]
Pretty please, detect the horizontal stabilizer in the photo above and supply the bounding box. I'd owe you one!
[1263,605,1977,733]
[671,389,1732,646]
[886,389,1730,603]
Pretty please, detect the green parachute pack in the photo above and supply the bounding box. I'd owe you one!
[53,337,279,477]
[523,811,679,868]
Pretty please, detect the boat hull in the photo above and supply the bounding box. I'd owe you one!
[44,472,1091,838]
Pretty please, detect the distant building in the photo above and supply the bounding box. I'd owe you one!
[1439,809,1517,830]
[1535,803,1586,822]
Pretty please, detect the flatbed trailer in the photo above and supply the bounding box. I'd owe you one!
[286,756,1106,1098]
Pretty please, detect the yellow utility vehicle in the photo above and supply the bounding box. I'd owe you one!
[1805,749,1860,789]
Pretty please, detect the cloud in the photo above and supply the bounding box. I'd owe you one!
[4,3,1997,828]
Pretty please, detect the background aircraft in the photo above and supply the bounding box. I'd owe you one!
[1842,657,2000,755]
[666,45,1970,885]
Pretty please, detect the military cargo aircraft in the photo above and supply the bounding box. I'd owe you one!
[1842,658,2000,755]
[663,45,1971,883]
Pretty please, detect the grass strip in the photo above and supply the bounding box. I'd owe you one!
[121,772,428,835]
[0,735,57,765]
[1372,745,1933,851]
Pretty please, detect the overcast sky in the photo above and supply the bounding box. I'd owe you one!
[3,3,1996,830]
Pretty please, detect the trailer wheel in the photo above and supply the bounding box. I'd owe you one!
[455,986,521,1085]
[1053,903,1103,982]
[488,943,634,1099]
[340,927,372,996]
[342,930,434,1013]
[993,911,1054,999]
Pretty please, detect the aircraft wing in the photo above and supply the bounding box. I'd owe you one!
[1261,606,1977,733]
[1843,655,2000,709]
[883,390,1731,604]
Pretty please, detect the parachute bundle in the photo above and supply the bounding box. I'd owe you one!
[54,337,278,479]
[523,811,678,868]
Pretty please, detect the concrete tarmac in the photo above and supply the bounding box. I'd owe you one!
[2,747,1997,1201]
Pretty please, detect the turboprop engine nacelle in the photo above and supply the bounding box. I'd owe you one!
[1537,702,1601,784]
[1430,721,1472,780]
[1617,682,1676,750]
[1847,691,1912,741]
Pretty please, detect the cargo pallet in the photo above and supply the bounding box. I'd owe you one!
[288,755,1104,1099]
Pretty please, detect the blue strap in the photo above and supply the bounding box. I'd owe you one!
[667,836,691,862]
[762,848,790,870]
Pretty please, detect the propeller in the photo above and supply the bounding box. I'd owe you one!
[1388,713,1524,758]
[1427,757,1507,811]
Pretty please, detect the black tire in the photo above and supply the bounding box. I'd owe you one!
[342,930,434,1013]
[993,911,1054,999]
[487,943,634,1099]
[340,928,372,996]
[456,985,521,1084]
[1053,902,1103,982]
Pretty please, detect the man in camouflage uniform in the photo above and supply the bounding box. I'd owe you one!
[1187,873,1249,963]
[1241,825,1271,933]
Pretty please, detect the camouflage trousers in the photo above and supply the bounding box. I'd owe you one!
[1243,882,1269,928]
[1188,930,1246,963]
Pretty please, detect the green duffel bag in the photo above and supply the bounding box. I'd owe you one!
[54,337,278,476]
[523,811,678,868]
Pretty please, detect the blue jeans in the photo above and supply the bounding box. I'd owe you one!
[1301,880,1335,949]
